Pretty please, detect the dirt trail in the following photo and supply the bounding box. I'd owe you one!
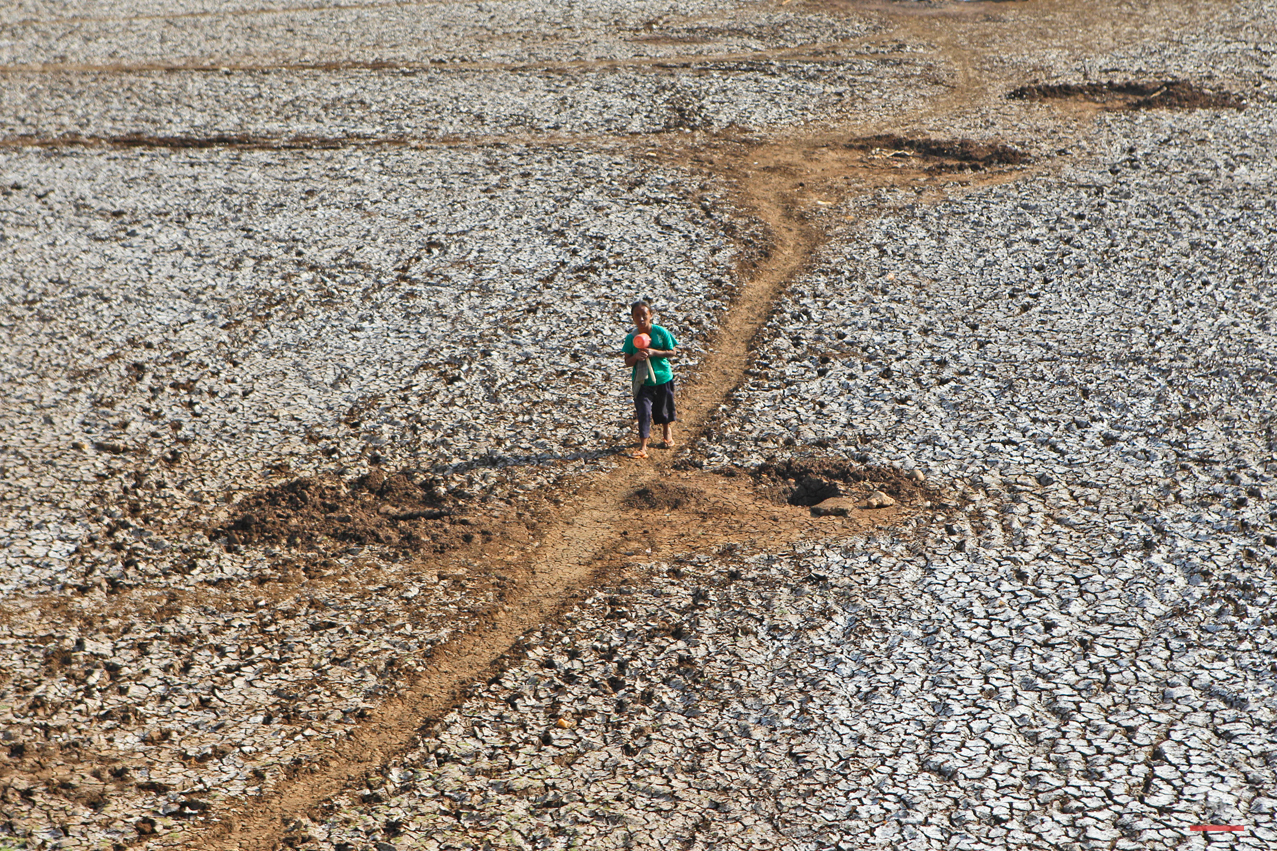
[171,121,828,851]
[113,1,1240,847]
[171,80,1004,851]
[169,29,1044,851]
[178,125,1034,850]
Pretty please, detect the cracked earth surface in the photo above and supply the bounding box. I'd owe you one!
[2,0,1276,849]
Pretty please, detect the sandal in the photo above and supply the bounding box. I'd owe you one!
[631,450,649,459]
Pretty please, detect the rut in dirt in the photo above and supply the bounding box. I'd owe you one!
[1007,78,1246,111]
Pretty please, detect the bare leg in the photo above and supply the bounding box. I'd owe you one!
[662,423,675,448]
[633,389,652,457]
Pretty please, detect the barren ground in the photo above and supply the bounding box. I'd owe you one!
[1,0,1273,849]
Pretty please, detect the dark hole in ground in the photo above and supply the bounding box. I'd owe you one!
[845,134,1029,169]
[209,468,474,553]
[622,482,701,511]
[1007,79,1245,111]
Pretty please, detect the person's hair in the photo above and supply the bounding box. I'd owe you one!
[630,299,651,313]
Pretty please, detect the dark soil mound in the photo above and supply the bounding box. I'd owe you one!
[210,469,475,553]
[786,475,843,507]
[623,482,701,511]
[846,134,1028,169]
[749,456,924,506]
[1008,79,1245,110]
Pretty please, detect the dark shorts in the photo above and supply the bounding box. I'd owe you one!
[634,379,676,439]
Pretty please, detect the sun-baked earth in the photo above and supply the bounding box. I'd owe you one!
[2,0,1275,849]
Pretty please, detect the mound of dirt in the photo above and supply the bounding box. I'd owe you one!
[623,482,702,511]
[845,134,1029,169]
[1008,79,1245,110]
[786,474,843,507]
[748,456,926,506]
[210,469,478,553]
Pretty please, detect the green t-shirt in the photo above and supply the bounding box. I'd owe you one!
[622,324,678,386]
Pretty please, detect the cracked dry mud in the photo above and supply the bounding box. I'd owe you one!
[2,0,1276,850]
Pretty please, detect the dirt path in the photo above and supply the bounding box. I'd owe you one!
[84,0,1238,847]
[165,30,1051,851]
[175,120,1043,850]
[171,127,834,850]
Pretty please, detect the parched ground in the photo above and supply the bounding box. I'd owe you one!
[1,1,1275,850]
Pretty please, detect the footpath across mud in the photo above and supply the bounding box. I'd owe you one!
[2,0,1271,848]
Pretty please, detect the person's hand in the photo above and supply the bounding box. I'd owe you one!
[635,349,650,360]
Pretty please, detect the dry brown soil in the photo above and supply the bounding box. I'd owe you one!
[1,1,1251,848]
[156,3,1253,845]
[173,133,992,850]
